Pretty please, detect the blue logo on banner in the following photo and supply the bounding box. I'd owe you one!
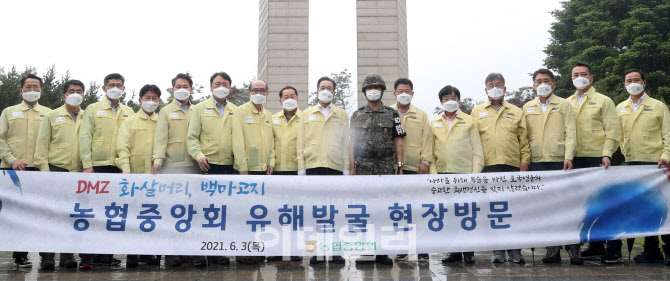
[580,181,667,243]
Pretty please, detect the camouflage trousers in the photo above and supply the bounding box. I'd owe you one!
[355,157,395,175]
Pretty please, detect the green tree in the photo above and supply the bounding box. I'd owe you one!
[504,86,537,108]
[309,69,354,110]
[544,0,670,103]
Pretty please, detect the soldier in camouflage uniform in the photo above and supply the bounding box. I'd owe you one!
[348,73,406,265]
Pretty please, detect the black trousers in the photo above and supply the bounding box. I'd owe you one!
[93,165,121,173]
[573,157,603,169]
[306,167,342,176]
[529,162,564,171]
[273,171,298,175]
[205,164,239,175]
[482,164,518,173]
[402,170,417,175]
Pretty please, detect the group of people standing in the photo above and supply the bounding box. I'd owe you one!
[1,62,668,270]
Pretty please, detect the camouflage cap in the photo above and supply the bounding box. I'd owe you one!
[361,73,386,92]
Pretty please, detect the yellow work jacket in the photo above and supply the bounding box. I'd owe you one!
[429,110,484,174]
[567,87,621,158]
[34,105,84,172]
[297,105,350,171]
[79,97,134,169]
[471,101,530,168]
[0,101,50,168]
[391,103,433,171]
[116,111,158,174]
[236,102,275,172]
[522,95,576,163]
[616,94,670,163]
[186,98,247,171]
[153,100,194,167]
[272,109,301,171]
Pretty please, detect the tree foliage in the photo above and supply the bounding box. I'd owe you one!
[309,69,354,110]
[544,0,670,103]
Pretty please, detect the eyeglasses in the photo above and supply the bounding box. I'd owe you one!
[22,85,41,90]
[106,83,124,88]
[319,86,334,91]
[251,88,267,94]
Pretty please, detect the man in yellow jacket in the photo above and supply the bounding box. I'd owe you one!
[0,74,50,269]
[523,69,580,265]
[236,79,274,177]
[471,73,529,264]
[429,85,483,265]
[566,63,621,262]
[115,84,161,267]
[151,73,198,176]
[187,72,247,179]
[271,86,301,176]
[616,69,670,265]
[33,80,86,270]
[78,73,133,267]
[266,86,302,263]
[298,76,349,265]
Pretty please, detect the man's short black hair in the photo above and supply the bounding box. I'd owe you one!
[139,84,162,99]
[485,73,505,85]
[317,76,337,91]
[210,72,232,86]
[20,74,43,88]
[104,73,125,86]
[572,62,592,75]
[278,86,298,99]
[172,73,193,87]
[394,78,413,90]
[63,79,85,93]
[438,85,460,101]
[532,69,555,82]
[623,68,646,81]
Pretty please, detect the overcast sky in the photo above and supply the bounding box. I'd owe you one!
[0,0,563,117]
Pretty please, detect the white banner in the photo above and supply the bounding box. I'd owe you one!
[0,166,669,256]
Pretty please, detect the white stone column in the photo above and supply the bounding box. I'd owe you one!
[258,0,309,113]
[356,0,408,108]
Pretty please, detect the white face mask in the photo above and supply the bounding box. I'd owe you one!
[442,100,459,113]
[536,83,553,97]
[212,86,229,99]
[573,76,591,90]
[141,100,159,113]
[365,89,382,101]
[626,83,644,96]
[22,91,41,102]
[65,94,83,107]
[282,98,298,111]
[487,87,505,100]
[318,90,333,103]
[396,93,412,105]
[106,87,123,100]
[173,89,191,101]
[250,94,266,105]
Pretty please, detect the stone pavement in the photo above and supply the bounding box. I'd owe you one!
[3,247,670,280]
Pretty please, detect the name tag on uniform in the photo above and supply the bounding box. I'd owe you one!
[97,111,106,116]
[409,116,417,119]
[479,112,488,117]
[122,115,128,117]
[645,108,653,112]
[434,122,443,127]
[333,116,340,119]
[12,112,22,117]
[589,102,596,105]
[245,117,253,122]
[507,112,515,116]
[273,119,281,124]
[170,113,179,118]
[203,109,213,114]
[458,121,466,125]
[265,120,270,124]
[620,108,627,113]
[309,115,317,121]
[527,108,535,113]
[55,117,66,122]
[552,107,559,111]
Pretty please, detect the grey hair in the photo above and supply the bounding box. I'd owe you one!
[485,73,505,85]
